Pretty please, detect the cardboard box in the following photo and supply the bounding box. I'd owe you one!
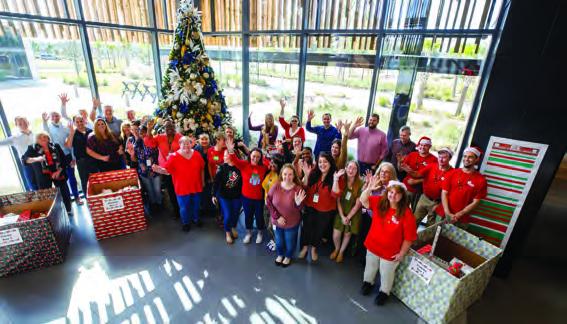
[392,223,503,324]
[87,169,147,240]
[0,189,71,277]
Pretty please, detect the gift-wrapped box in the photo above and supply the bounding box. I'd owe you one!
[86,169,147,240]
[0,188,71,277]
[392,223,502,324]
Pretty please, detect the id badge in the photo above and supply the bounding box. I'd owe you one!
[345,191,352,201]
[146,159,152,167]
[213,155,219,161]
[313,194,319,203]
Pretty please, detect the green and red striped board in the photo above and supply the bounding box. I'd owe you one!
[468,137,547,249]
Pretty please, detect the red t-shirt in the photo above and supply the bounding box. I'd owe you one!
[365,196,417,261]
[418,163,454,201]
[279,116,306,142]
[230,152,269,200]
[435,169,488,223]
[207,146,225,179]
[402,152,438,193]
[144,133,182,167]
[305,177,344,212]
[163,151,205,195]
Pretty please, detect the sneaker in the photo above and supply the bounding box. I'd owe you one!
[330,249,339,260]
[374,292,389,306]
[182,224,191,232]
[266,239,276,252]
[231,228,239,239]
[256,232,263,244]
[336,253,344,263]
[243,233,252,244]
[360,282,373,296]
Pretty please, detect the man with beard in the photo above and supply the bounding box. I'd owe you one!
[384,125,416,180]
[408,147,454,226]
[305,110,341,158]
[400,136,438,208]
[435,147,487,230]
[348,113,388,175]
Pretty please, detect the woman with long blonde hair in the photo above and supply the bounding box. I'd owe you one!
[87,118,123,172]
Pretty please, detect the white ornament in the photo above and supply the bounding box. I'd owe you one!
[203,72,209,79]
[190,73,197,80]
[177,112,184,119]
[199,98,207,105]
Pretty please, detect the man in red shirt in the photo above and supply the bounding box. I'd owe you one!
[145,119,182,217]
[400,136,438,208]
[435,147,487,229]
[409,147,454,225]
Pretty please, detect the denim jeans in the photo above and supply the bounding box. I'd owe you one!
[241,197,265,230]
[65,154,80,200]
[219,197,241,232]
[274,224,299,258]
[176,193,201,225]
[23,164,38,191]
[140,175,162,205]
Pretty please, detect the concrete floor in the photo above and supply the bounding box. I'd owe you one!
[1,176,565,324]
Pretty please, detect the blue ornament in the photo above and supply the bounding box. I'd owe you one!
[213,114,221,127]
[154,108,161,116]
[182,51,195,65]
[179,102,189,113]
[204,85,215,98]
[169,60,178,69]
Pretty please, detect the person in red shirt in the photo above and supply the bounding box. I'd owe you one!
[298,152,344,262]
[278,98,305,143]
[145,119,182,217]
[435,146,487,229]
[409,147,454,225]
[359,179,417,306]
[400,136,438,208]
[226,137,269,244]
[152,136,205,232]
[207,131,226,180]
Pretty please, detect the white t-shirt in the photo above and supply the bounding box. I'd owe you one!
[0,131,35,158]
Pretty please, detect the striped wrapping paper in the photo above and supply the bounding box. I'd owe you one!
[468,137,547,248]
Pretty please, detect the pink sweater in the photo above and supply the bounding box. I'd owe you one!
[266,182,304,229]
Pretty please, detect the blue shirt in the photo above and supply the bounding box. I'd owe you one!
[305,121,341,157]
[43,122,71,156]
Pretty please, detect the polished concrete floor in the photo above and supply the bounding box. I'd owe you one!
[1,176,566,324]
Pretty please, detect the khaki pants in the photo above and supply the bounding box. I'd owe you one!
[414,195,438,226]
[363,250,400,294]
[435,214,470,230]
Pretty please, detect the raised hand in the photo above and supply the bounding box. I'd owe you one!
[92,97,101,109]
[42,112,49,122]
[364,169,373,184]
[343,119,352,133]
[147,118,156,131]
[307,110,315,122]
[334,169,346,181]
[300,160,313,176]
[67,120,74,133]
[335,119,344,132]
[295,189,306,205]
[59,93,70,106]
[368,175,382,191]
[226,137,235,152]
[126,141,135,157]
[280,98,287,109]
[354,116,364,128]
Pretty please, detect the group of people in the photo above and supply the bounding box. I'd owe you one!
[0,97,488,307]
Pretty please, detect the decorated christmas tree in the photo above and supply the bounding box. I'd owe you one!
[155,0,232,135]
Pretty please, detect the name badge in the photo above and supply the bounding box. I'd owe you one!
[467,180,475,187]
[146,159,152,167]
[345,191,352,201]
[313,194,319,203]
[213,156,219,161]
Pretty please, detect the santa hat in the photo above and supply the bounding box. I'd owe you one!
[387,180,407,191]
[438,147,454,157]
[464,146,483,157]
[418,136,432,146]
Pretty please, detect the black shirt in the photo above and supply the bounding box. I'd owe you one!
[213,164,242,199]
[72,128,93,160]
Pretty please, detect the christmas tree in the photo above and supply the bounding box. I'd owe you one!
[155,0,232,135]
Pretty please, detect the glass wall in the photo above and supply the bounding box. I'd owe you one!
[0,0,507,192]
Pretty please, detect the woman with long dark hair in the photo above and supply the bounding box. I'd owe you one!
[359,179,417,306]
[298,152,344,261]
[213,150,243,244]
[226,137,269,244]
[87,118,123,172]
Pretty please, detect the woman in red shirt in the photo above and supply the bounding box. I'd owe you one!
[298,152,344,261]
[153,136,205,232]
[278,98,305,143]
[226,137,269,244]
[359,178,417,306]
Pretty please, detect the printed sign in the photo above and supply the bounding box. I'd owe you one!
[102,196,125,212]
[0,228,23,247]
[409,257,434,284]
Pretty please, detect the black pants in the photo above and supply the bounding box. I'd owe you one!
[162,174,180,216]
[76,158,96,195]
[300,207,336,248]
[37,175,71,213]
